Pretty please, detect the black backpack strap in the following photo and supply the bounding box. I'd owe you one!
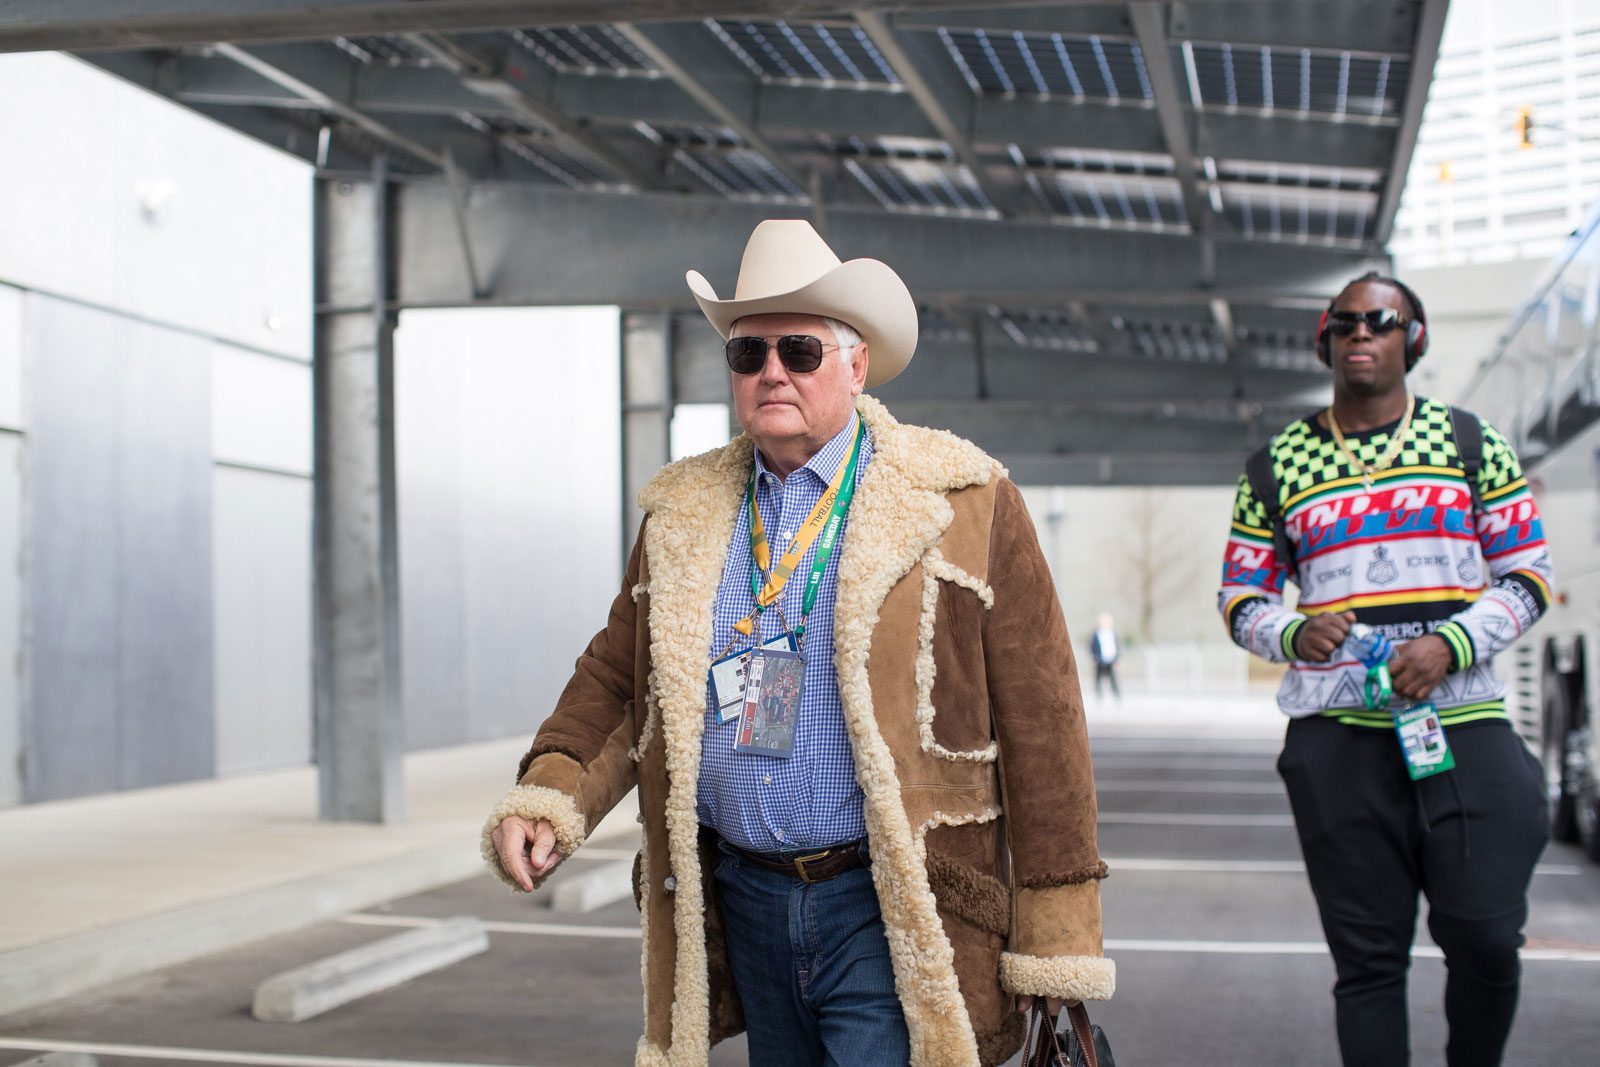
[1245,443,1295,576]
[1448,405,1485,514]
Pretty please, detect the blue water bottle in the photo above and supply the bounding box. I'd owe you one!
[1348,623,1393,710]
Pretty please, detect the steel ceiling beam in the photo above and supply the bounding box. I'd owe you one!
[393,180,1384,308]
[853,12,1008,216]
[1004,450,1249,486]
[214,43,448,170]
[0,0,1082,53]
[443,33,664,189]
[894,2,1416,57]
[875,339,1326,404]
[611,20,810,194]
[1128,2,1213,235]
[1372,0,1447,246]
[169,50,1396,172]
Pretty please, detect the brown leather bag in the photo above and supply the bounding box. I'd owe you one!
[1021,1002,1116,1067]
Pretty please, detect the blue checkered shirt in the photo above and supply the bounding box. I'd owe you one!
[697,414,872,853]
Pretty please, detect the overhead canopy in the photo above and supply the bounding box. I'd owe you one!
[5,0,1448,484]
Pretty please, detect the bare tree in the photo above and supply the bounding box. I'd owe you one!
[1114,489,1195,642]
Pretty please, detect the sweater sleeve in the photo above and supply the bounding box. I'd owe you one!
[1437,425,1554,670]
[1218,471,1308,663]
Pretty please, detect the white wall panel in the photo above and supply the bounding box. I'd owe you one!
[0,285,22,430]
[0,53,311,359]
[211,343,312,475]
[0,433,20,808]
[397,307,622,748]
[213,467,312,776]
[26,295,214,801]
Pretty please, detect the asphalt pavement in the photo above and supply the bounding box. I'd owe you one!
[2,692,1597,1066]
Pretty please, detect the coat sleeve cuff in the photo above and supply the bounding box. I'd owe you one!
[1435,621,1475,672]
[999,951,1116,1002]
[479,784,587,891]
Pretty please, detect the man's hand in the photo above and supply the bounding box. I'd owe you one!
[1293,610,1356,662]
[491,816,563,892]
[1015,994,1081,1018]
[1390,634,1452,701]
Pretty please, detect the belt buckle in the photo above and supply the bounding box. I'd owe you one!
[791,849,834,884]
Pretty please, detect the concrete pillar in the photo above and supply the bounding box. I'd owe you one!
[312,161,403,823]
[621,310,672,562]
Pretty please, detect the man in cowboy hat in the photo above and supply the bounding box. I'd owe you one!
[484,220,1113,1066]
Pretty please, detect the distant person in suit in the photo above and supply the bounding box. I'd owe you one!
[1089,614,1121,701]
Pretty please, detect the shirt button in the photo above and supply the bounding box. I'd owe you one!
[763,775,772,785]
[774,829,786,841]
[663,876,677,893]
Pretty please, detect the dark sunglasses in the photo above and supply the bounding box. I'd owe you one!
[724,334,838,375]
[1326,308,1407,336]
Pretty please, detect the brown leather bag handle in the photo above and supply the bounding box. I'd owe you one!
[1021,1003,1099,1067]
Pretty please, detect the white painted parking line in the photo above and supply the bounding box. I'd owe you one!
[1092,756,1276,772]
[1096,781,1284,794]
[338,916,1600,964]
[1104,939,1600,963]
[342,914,642,939]
[1099,812,1296,826]
[0,1037,540,1067]
[1102,856,1585,876]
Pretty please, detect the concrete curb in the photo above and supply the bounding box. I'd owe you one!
[253,916,488,1022]
[550,857,634,913]
[0,840,483,1020]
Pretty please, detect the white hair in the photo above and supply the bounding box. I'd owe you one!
[730,315,862,364]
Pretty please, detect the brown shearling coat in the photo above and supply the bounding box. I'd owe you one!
[482,395,1113,1066]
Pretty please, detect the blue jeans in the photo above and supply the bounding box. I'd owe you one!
[713,839,911,1066]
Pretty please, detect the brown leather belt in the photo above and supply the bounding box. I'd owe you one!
[729,841,867,884]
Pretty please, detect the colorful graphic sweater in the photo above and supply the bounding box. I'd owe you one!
[1218,397,1553,727]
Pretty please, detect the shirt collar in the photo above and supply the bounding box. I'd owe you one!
[752,413,861,486]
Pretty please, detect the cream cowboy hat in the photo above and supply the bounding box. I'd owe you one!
[686,219,917,388]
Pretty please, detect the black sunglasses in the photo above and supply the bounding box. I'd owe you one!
[724,334,838,375]
[1326,308,1407,336]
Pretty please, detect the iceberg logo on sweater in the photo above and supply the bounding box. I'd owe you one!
[1458,547,1481,585]
[1367,546,1399,586]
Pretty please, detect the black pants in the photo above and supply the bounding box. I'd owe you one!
[1277,716,1548,1067]
[1094,662,1120,699]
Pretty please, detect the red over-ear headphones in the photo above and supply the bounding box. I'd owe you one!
[1316,274,1429,371]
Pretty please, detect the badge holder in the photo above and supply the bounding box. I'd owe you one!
[711,632,798,723]
[732,647,805,758]
[1351,624,1454,781]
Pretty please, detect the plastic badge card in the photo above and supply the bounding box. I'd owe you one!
[733,649,805,758]
[710,632,797,723]
[1393,702,1456,780]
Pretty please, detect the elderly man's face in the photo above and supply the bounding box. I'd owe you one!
[730,312,868,452]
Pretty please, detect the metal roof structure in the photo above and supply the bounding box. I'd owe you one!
[4,0,1448,485]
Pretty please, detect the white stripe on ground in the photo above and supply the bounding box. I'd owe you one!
[0,1038,539,1067]
[342,914,642,939]
[1105,939,1600,963]
[1096,781,1284,794]
[338,916,1600,963]
[1101,856,1584,876]
[1092,757,1276,771]
[1098,812,1296,826]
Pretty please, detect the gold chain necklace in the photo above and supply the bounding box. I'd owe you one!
[1327,393,1415,492]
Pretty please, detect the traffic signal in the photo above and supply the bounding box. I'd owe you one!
[1515,106,1534,149]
